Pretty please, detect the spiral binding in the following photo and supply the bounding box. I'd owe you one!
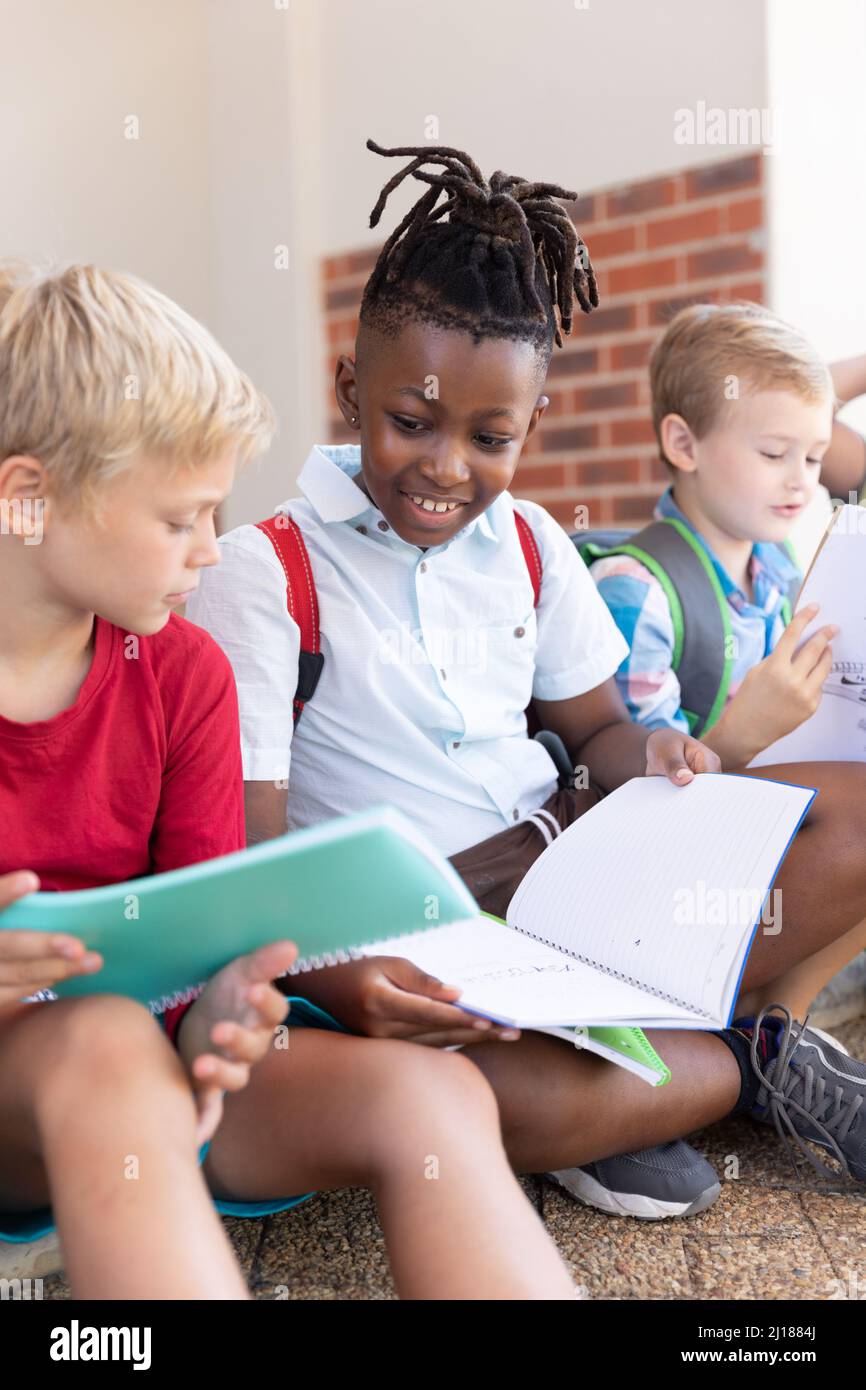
[833,660,866,674]
[148,980,206,1016]
[505,920,710,1019]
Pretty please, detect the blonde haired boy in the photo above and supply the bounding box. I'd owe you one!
[0,261,576,1301]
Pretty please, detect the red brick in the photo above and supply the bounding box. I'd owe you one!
[542,389,571,417]
[546,499,585,529]
[512,462,567,490]
[649,455,672,482]
[726,280,765,305]
[609,258,679,295]
[326,284,364,313]
[573,380,639,412]
[686,242,762,279]
[583,224,637,262]
[685,155,761,200]
[648,289,722,326]
[728,196,764,233]
[545,346,599,378]
[611,493,657,523]
[568,304,636,338]
[575,458,641,486]
[566,194,597,226]
[344,245,381,276]
[606,177,679,219]
[611,418,656,446]
[611,338,655,370]
[540,424,599,453]
[646,206,721,249]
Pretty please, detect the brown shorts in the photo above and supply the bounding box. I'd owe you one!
[447,781,605,921]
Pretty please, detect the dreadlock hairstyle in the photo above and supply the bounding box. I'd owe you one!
[359,139,598,365]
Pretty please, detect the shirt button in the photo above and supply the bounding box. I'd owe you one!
[377,519,389,531]
[440,669,447,681]
[452,740,461,749]
[514,626,525,638]
[356,525,367,535]
[419,561,427,573]
[512,809,520,821]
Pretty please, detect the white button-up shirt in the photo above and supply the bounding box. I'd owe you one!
[186,445,628,857]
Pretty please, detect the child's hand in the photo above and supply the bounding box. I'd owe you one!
[175,940,297,1147]
[721,604,837,759]
[645,728,721,784]
[0,870,104,1010]
[293,956,520,1048]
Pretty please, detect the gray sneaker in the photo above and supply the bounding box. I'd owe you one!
[748,1004,866,1181]
[548,1140,721,1220]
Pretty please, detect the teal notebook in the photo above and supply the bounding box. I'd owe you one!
[1,806,476,1011]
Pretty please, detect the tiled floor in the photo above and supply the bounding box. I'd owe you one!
[37,1015,866,1301]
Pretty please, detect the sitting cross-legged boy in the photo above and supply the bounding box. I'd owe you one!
[589,302,866,1032]
[0,260,575,1301]
[186,142,866,1226]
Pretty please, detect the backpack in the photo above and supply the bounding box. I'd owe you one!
[254,508,543,728]
[577,519,800,737]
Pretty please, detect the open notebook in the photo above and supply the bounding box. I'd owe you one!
[753,503,866,764]
[3,775,813,1085]
[345,773,814,1033]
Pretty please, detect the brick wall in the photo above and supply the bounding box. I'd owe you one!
[321,152,765,531]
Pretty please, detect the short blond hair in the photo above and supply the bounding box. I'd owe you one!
[650,301,833,465]
[0,260,275,506]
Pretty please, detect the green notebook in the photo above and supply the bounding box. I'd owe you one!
[2,806,477,1011]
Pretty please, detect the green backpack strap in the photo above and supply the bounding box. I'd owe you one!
[584,518,733,738]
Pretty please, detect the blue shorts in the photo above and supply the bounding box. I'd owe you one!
[0,995,346,1245]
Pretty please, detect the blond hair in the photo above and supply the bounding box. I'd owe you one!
[650,301,833,466]
[0,260,275,506]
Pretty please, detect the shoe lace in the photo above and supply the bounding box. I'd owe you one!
[750,1004,862,1182]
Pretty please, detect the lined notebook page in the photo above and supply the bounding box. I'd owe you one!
[357,916,700,1027]
[506,774,814,1017]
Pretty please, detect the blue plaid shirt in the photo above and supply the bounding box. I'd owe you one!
[589,487,801,732]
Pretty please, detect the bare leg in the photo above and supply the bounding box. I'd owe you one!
[461,1030,741,1174]
[728,762,866,992]
[737,915,866,1021]
[0,997,248,1300]
[203,1028,575,1300]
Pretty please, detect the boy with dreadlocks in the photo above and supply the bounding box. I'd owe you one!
[187,139,866,1219]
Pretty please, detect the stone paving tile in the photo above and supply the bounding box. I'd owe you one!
[31,1014,866,1300]
[681,1227,837,1301]
[799,1192,866,1298]
[251,1189,395,1301]
[539,1183,693,1299]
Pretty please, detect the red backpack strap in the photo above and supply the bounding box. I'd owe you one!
[255,514,324,727]
[513,509,542,606]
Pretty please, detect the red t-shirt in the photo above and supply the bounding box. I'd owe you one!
[0,613,245,1032]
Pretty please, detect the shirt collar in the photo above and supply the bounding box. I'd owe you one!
[653,485,800,601]
[290,444,499,544]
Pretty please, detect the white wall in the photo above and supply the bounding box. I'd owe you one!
[0,0,212,317]
[311,0,767,258]
[765,0,866,562]
[6,0,862,542]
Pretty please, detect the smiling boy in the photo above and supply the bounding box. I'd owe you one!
[185,141,866,1222]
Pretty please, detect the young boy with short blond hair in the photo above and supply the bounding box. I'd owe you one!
[0,260,575,1301]
[590,300,865,1023]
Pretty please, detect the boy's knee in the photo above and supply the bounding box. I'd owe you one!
[373,1042,500,1133]
[39,995,172,1092]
